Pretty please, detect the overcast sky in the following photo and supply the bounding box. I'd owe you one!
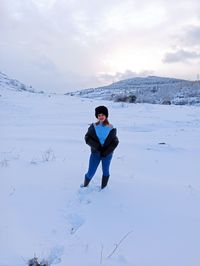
[1,0,200,92]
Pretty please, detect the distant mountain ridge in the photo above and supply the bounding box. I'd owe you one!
[1,71,200,106]
[0,71,43,94]
[109,75,186,86]
[67,76,200,106]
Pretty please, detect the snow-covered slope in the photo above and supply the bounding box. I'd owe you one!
[0,71,43,94]
[67,76,200,106]
[1,88,200,266]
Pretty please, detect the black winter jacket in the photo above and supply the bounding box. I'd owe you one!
[85,123,119,157]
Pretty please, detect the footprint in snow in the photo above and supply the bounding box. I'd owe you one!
[67,213,85,235]
[64,185,101,235]
[47,245,64,265]
[78,185,101,204]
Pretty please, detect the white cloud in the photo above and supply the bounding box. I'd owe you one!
[163,49,200,63]
[180,25,200,46]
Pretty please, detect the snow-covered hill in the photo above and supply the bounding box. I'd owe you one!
[0,71,44,94]
[67,76,200,106]
[1,87,200,266]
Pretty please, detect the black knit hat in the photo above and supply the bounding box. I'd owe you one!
[95,106,109,118]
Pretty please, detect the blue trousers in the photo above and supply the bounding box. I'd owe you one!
[85,152,113,180]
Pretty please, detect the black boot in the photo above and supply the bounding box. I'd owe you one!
[83,176,91,187]
[101,175,110,189]
[80,176,91,188]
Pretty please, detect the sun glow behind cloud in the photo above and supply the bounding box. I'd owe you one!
[102,48,162,74]
[105,4,167,31]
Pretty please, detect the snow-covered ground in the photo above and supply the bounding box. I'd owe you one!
[1,88,200,266]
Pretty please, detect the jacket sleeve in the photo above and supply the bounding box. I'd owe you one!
[85,126,102,151]
[101,129,119,157]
